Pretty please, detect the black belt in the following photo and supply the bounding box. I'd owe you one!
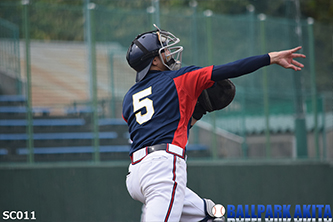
[147,144,168,154]
[131,143,185,164]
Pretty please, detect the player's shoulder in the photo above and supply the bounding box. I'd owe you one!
[123,75,159,99]
[177,65,202,73]
[165,65,203,78]
[124,66,205,94]
[123,83,142,99]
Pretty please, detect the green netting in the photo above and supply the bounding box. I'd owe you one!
[0,0,331,162]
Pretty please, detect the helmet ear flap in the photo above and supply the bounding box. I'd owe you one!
[125,41,134,63]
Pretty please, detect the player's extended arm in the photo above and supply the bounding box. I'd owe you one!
[192,46,306,124]
[211,46,305,81]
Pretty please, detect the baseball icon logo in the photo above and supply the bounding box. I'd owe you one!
[212,204,225,218]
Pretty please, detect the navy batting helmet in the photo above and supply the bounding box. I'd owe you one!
[126,25,183,82]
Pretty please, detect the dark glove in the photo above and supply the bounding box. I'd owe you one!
[192,79,236,121]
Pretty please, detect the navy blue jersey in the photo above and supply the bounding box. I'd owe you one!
[122,54,270,156]
[122,66,214,155]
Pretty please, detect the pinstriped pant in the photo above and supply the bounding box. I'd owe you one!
[126,150,207,222]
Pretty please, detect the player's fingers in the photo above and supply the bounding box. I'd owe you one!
[292,59,304,68]
[290,46,302,53]
[292,53,306,58]
[287,65,301,71]
[287,64,301,71]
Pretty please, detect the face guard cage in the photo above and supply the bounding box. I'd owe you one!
[154,24,183,71]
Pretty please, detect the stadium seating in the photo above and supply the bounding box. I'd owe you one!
[0,95,208,162]
[0,95,131,162]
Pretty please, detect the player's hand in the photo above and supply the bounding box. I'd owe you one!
[268,46,306,71]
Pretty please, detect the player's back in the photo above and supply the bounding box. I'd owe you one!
[122,66,214,155]
[122,70,182,155]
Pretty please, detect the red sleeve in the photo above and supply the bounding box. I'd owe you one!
[175,66,215,99]
[171,66,214,148]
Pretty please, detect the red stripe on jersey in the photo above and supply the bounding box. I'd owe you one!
[122,114,128,123]
[172,66,214,148]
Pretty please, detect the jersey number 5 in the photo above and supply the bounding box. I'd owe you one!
[132,87,154,125]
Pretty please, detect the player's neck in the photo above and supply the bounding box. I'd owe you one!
[150,65,168,72]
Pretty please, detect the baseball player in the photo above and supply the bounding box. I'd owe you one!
[122,25,305,222]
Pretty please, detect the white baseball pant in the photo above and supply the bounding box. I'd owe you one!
[126,149,209,222]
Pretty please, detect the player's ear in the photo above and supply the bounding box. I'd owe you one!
[152,56,160,66]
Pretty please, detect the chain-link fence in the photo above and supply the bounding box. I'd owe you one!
[0,0,332,163]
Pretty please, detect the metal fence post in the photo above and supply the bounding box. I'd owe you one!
[85,0,100,162]
[259,14,271,158]
[190,0,198,65]
[152,0,160,27]
[293,0,308,159]
[307,17,320,159]
[204,10,218,159]
[22,0,34,163]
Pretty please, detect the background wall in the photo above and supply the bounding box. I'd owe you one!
[1,161,332,222]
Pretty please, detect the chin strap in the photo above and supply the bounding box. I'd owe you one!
[166,58,182,71]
